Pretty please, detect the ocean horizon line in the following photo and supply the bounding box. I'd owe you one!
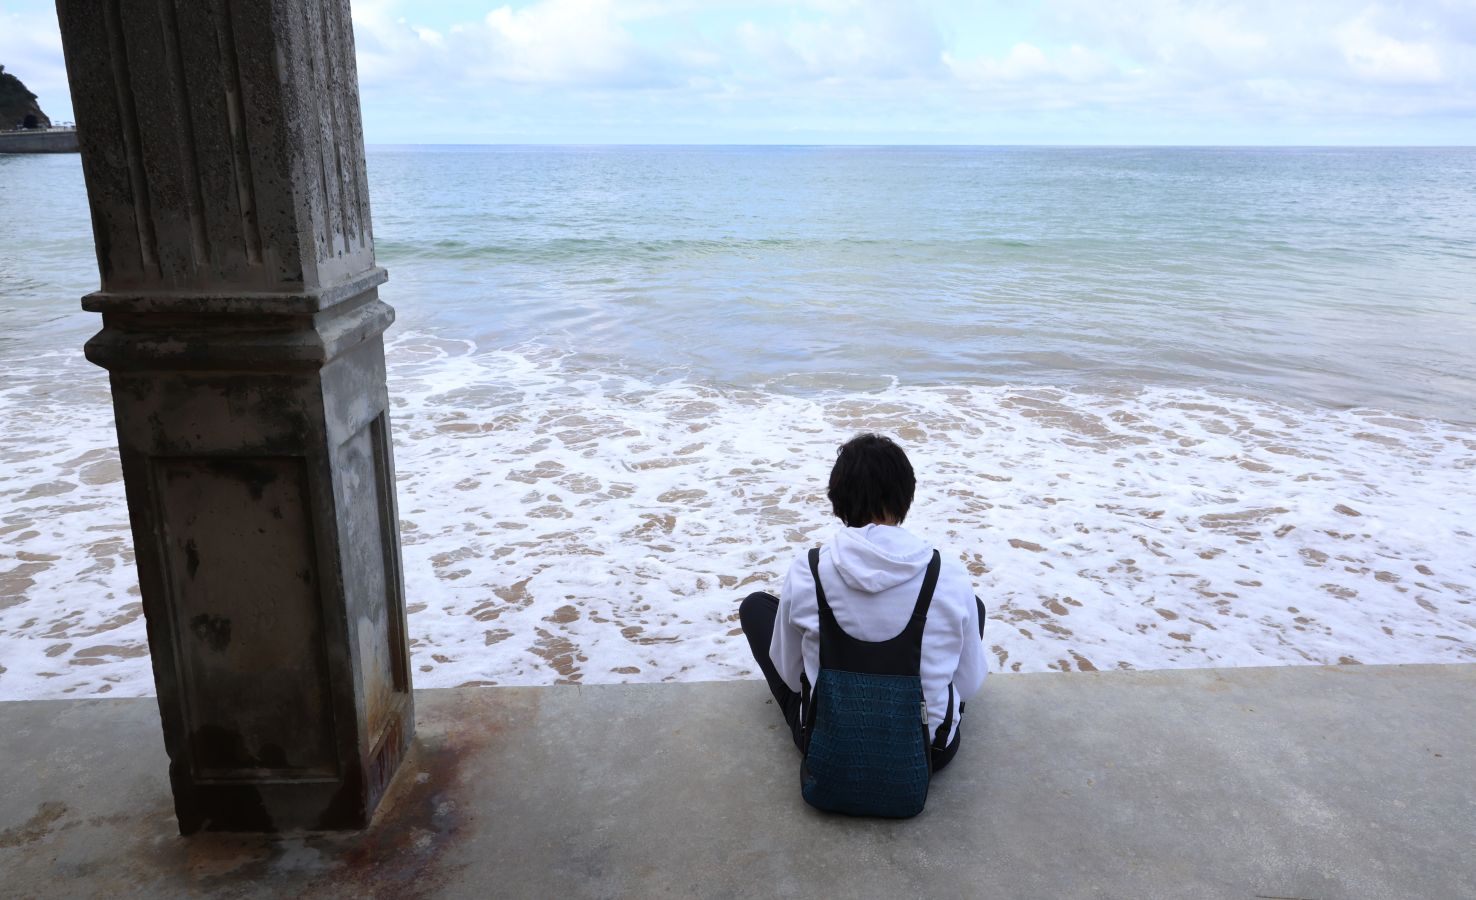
[363,142,1476,150]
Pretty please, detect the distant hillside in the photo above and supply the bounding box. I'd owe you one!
[0,64,52,129]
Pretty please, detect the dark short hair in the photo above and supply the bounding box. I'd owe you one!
[827,433,916,528]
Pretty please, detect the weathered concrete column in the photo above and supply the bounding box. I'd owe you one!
[56,0,413,832]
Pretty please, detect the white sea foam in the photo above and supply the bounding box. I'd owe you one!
[2,334,1474,699]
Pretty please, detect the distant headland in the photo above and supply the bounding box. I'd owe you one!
[0,64,78,153]
[1,64,51,129]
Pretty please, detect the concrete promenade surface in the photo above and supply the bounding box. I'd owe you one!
[1,664,1472,899]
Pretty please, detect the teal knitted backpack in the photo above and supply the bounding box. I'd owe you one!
[799,547,940,818]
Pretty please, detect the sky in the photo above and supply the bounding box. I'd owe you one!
[3,0,1474,144]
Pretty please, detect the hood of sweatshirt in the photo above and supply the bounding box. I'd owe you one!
[830,524,933,594]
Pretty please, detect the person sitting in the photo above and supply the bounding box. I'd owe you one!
[739,432,987,815]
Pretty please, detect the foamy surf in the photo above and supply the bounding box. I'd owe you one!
[2,333,1474,700]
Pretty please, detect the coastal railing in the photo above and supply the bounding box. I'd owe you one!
[1,123,77,134]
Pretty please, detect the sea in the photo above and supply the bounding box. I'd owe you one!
[1,146,1473,699]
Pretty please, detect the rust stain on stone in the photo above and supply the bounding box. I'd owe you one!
[0,801,68,848]
[124,693,543,898]
[319,692,541,898]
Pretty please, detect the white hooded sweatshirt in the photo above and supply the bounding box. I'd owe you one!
[770,524,988,748]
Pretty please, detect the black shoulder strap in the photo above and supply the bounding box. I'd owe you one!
[808,548,837,669]
[934,682,955,750]
[807,547,829,616]
[909,550,942,624]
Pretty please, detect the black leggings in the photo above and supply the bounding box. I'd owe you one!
[739,591,984,774]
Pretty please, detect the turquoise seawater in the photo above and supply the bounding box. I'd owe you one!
[4,146,1474,418]
[366,146,1476,420]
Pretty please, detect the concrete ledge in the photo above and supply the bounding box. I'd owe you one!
[2,664,1472,899]
[0,129,79,153]
[80,267,390,315]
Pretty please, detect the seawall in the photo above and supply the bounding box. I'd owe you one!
[0,129,80,153]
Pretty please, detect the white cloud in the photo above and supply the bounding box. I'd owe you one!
[4,0,1474,142]
[350,0,1475,107]
[472,0,644,85]
[733,0,945,81]
[353,0,671,90]
[945,43,1115,85]
[1338,14,1443,84]
[341,0,1476,140]
[1031,0,1475,120]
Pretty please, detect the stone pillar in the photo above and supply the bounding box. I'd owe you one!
[56,0,413,833]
